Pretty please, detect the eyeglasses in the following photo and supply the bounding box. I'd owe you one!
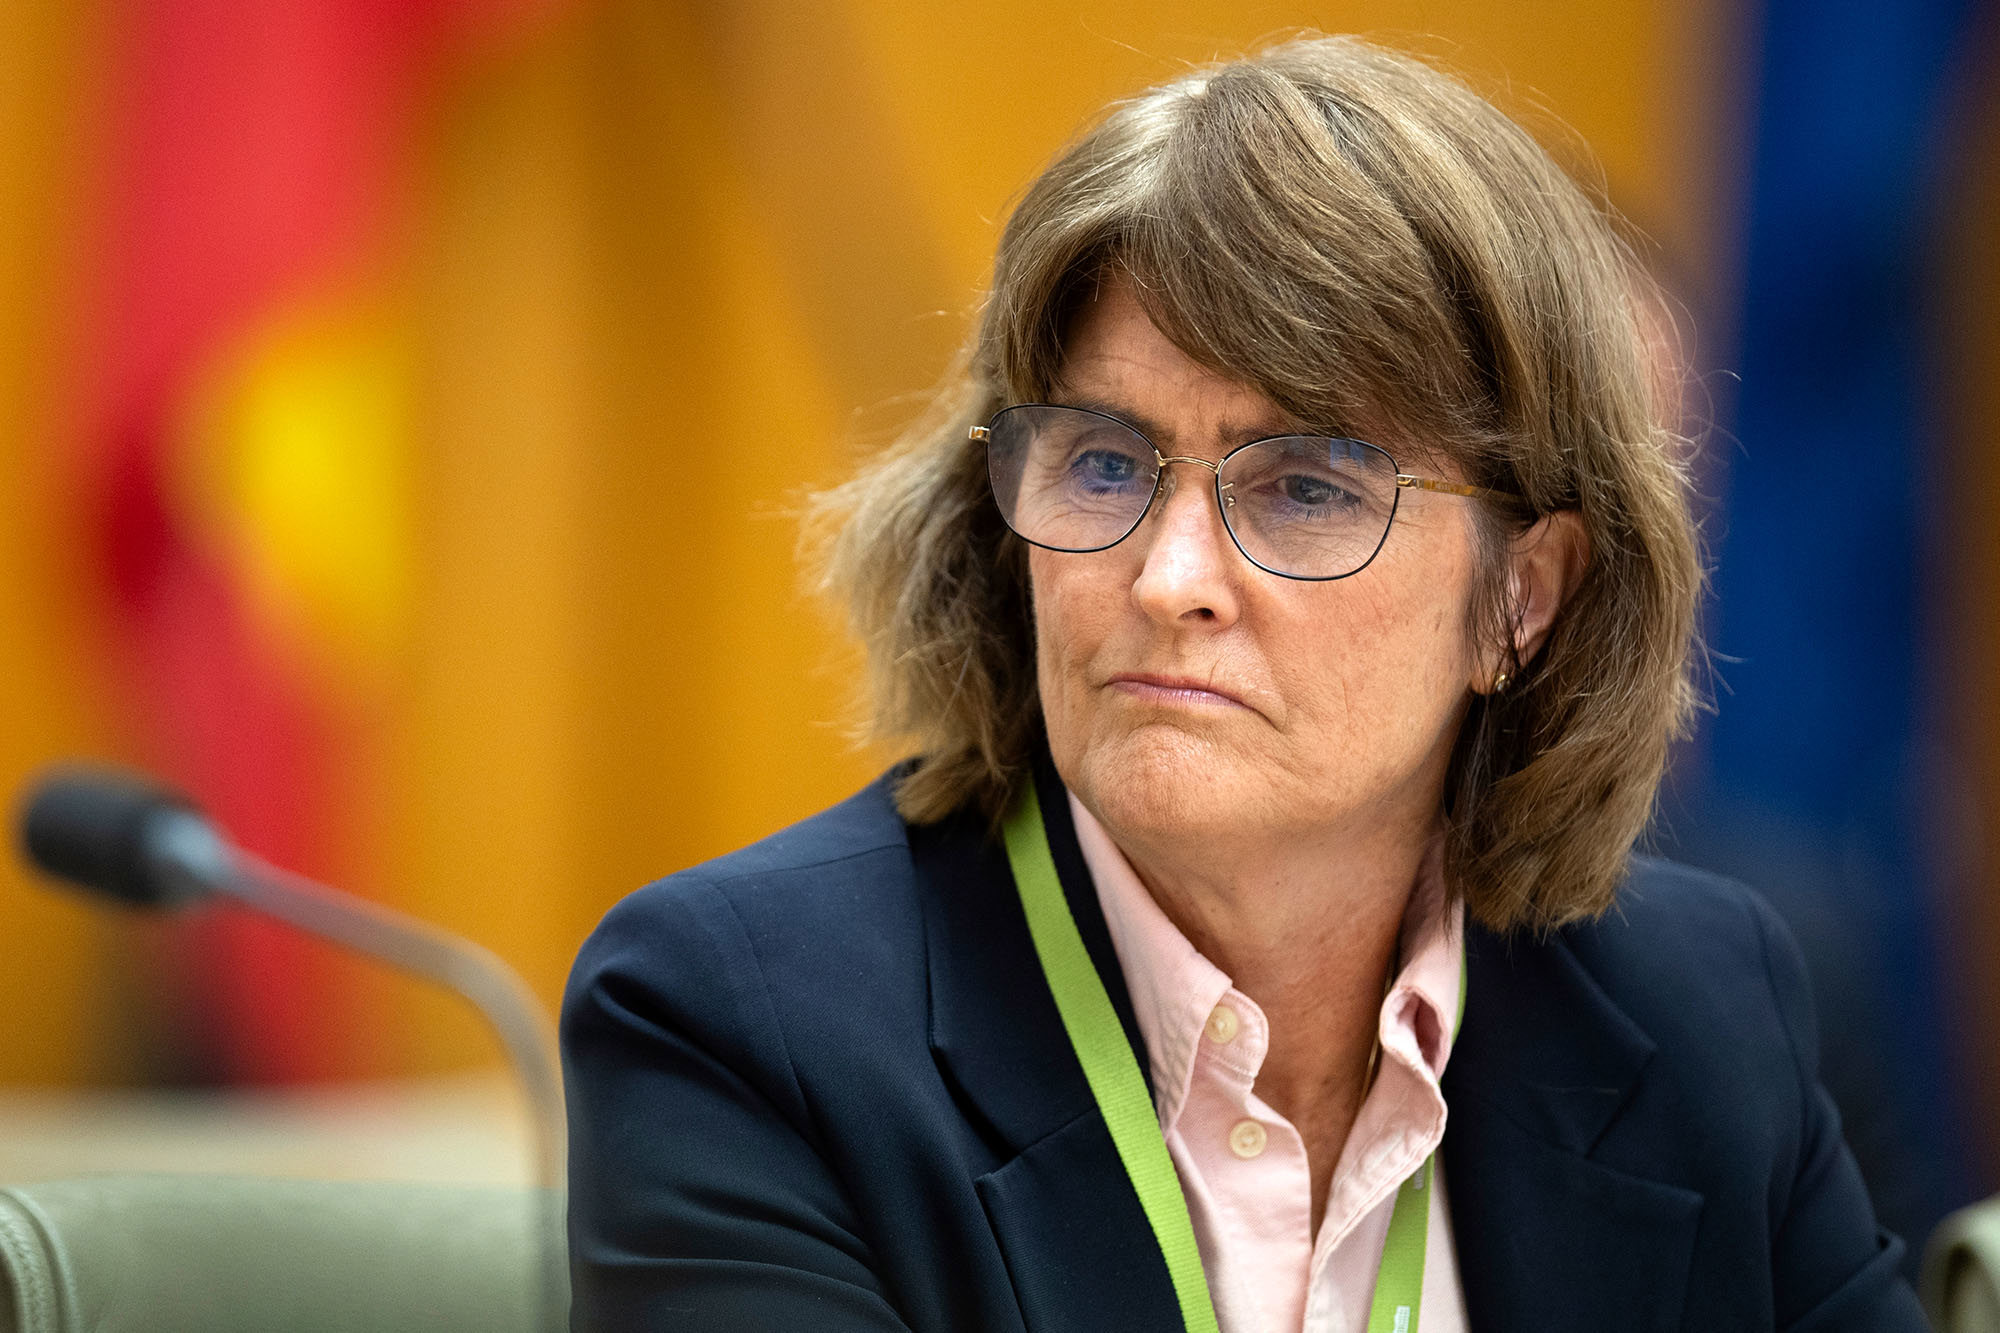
[973,403,1521,581]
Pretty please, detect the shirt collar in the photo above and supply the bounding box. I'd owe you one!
[1067,791,1465,1125]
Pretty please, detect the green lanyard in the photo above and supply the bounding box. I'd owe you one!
[1003,783,1455,1333]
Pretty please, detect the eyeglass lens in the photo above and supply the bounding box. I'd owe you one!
[984,404,1400,580]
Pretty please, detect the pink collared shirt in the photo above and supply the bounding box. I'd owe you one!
[1070,794,1469,1333]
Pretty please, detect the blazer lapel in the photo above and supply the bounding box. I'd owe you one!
[1443,921,1703,1332]
[916,757,1704,1331]
[915,762,1182,1333]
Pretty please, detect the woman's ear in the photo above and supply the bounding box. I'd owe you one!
[1483,509,1590,690]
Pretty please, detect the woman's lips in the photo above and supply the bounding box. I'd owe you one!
[1107,673,1253,710]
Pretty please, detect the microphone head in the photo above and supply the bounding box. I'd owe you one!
[16,767,218,908]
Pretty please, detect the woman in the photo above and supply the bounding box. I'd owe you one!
[562,35,1924,1331]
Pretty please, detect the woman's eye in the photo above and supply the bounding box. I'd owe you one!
[1072,448,1144,487]
[1279,473,1351,508]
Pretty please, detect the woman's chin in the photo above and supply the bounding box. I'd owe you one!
[1065,724,1261,844]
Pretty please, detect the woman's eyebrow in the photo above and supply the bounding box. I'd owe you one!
[1045,391,1311,447]
[1045,392,1174,444]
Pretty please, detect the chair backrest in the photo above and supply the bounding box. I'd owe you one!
[1925,1194,2000,1333]
[0,1175,564,1333]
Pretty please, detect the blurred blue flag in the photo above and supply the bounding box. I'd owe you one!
[1667,0,1987,1269]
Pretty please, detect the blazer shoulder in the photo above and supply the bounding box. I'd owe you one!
[565,767,927,1025]
[677,765,915,887]
[1568,854,1799,996]
[1558,854,1820,1119]
[591,766,914,927]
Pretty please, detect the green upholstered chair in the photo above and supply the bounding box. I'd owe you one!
[0,1175,564,1333]
[1926,1194,2000,1333]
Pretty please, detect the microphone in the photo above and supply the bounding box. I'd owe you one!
[18,768,220,908]
[16,766,567,1333]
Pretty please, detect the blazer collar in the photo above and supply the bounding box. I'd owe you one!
[917,756,1704,1331]
[916,755,1179,1331]
[1445,919,1655,1153]
[918,752,1149,1155]
[1442,920,1704,1332]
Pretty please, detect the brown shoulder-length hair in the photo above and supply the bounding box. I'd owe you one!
[807,34,1702,934]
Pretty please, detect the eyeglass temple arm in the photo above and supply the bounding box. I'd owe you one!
[1396,474,1520,503]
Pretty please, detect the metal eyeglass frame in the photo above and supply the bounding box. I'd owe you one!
[971,403,1524,581]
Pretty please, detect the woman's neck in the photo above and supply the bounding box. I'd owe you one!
[1114,817,1430,1229]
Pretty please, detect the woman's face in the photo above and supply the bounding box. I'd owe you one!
[1032,279,1490,860]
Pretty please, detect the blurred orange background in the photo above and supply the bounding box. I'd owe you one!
[0,0,1749,1084]
[1,0,1994,1244]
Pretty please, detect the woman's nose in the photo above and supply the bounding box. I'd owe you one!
[1130,466,1242,627]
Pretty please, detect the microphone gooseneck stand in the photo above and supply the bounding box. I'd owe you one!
[20,772,568,1333]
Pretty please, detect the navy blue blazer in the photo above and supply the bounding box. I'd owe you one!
[562,761,1926,1331]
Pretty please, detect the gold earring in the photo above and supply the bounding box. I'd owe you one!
[1491,671,1512,695]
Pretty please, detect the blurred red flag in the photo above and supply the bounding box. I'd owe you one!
[76,0,561,1084]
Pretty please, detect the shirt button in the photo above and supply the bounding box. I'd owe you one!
[1205,1004,1240,1045]
[1228,1119,1267,1159]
